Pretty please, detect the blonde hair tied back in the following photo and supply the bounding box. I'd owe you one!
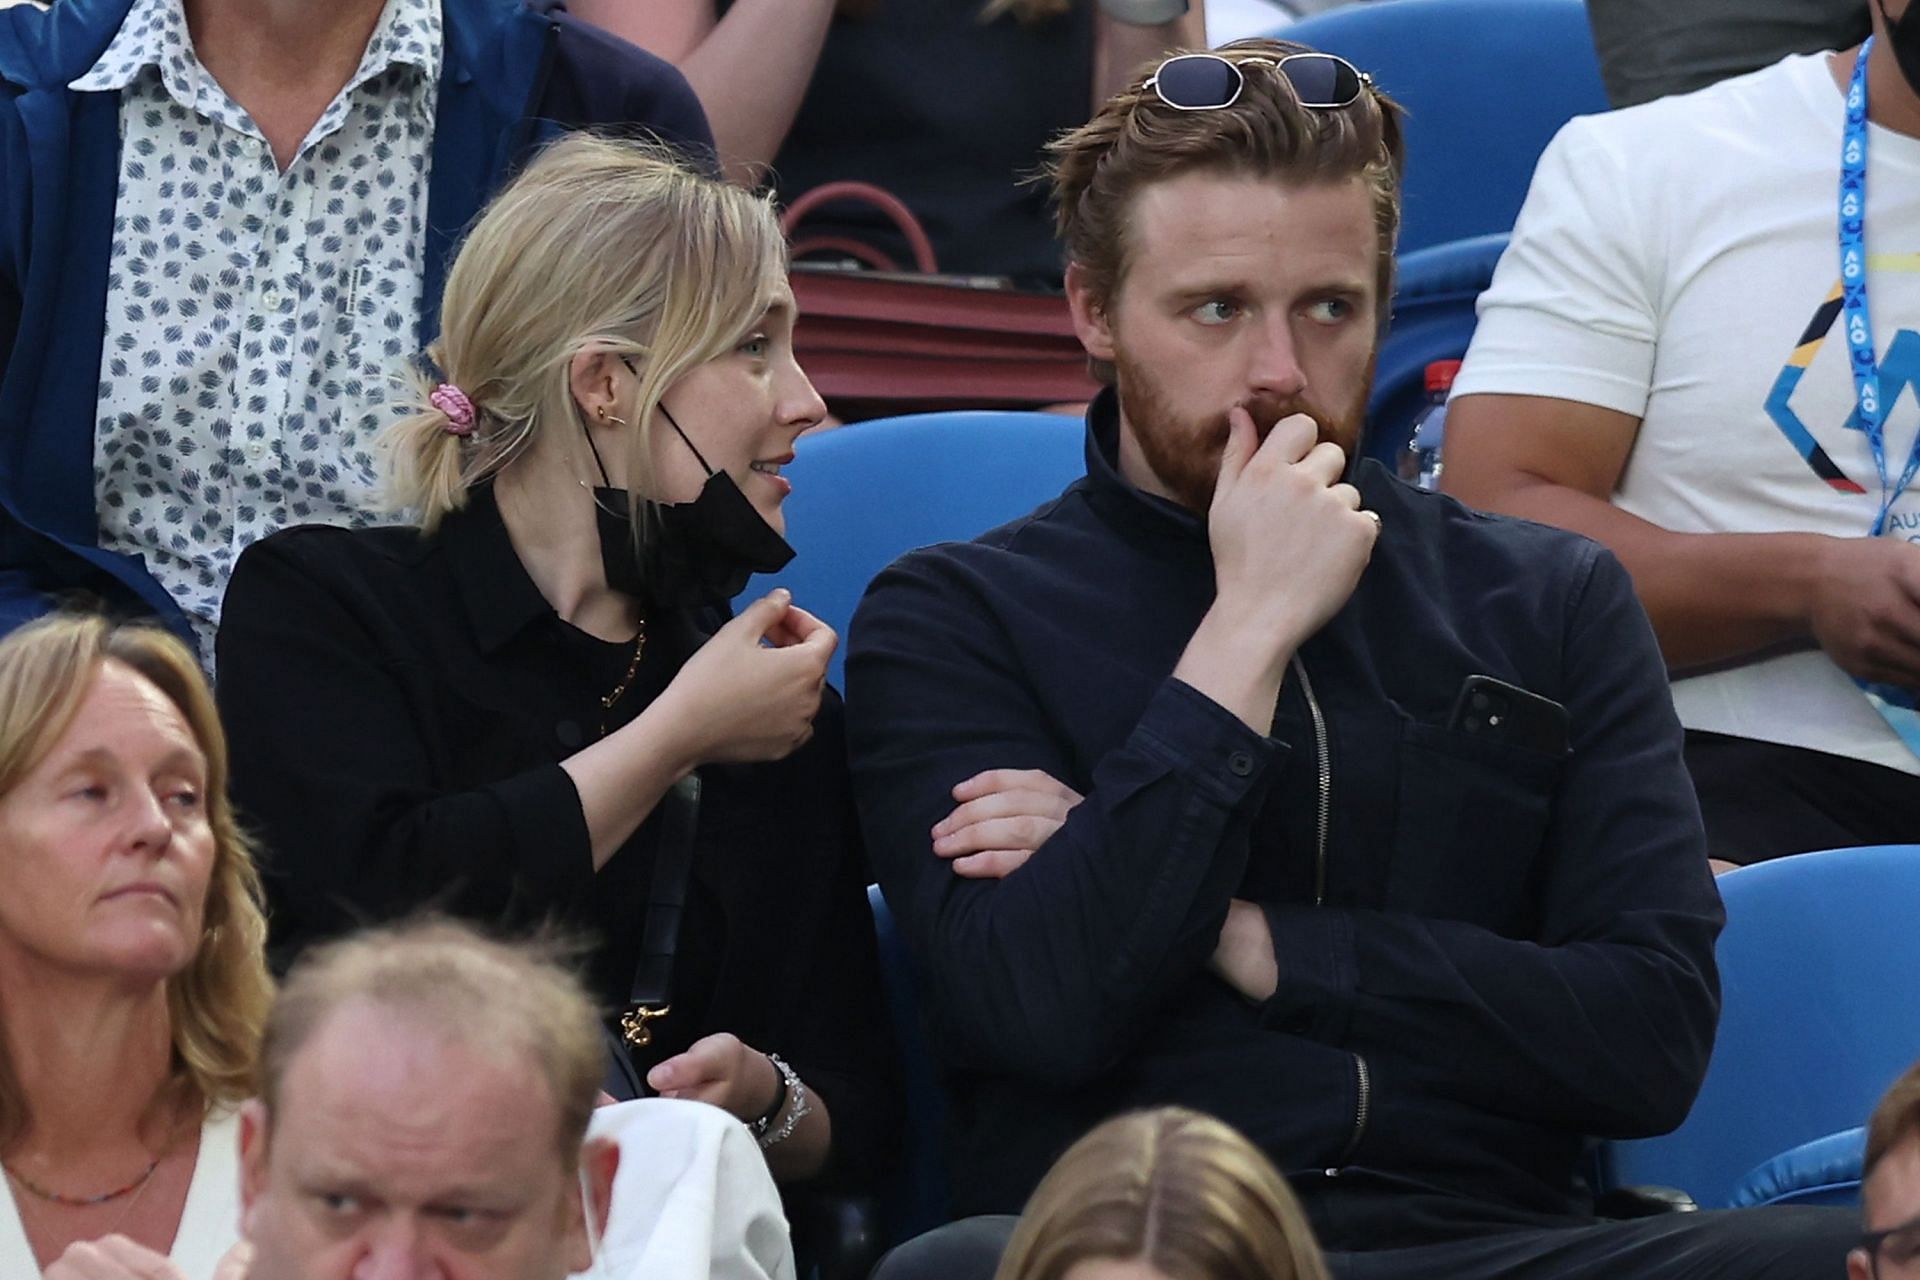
[382,133,788,532]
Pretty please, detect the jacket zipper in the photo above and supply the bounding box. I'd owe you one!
[1290,654,1372,1167]
[1333,1053,1373,1169]
[1289,654,1332,906]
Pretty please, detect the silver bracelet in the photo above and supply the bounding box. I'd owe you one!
[754,1053,812,1151]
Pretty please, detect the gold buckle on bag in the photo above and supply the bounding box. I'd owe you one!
[620,1004,671,1049]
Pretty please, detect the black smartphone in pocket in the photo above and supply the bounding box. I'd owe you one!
[1447,675,1570,757]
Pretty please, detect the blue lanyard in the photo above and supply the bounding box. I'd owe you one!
[1840,38,1920,535]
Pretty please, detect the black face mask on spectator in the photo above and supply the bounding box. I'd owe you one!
[1880,0,1920,98]
[584,405,795,610]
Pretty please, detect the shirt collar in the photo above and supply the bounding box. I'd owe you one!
[1082,386,1211,546]
[348,0,443,96]
[439,483,557,656]
[70,0,442,96]
[70,0,176,92]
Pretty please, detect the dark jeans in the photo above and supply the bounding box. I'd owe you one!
[872,1207,1858,1280]
[1684,730,1920,866]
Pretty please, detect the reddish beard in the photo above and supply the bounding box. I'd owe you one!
[1115,350,1375,513]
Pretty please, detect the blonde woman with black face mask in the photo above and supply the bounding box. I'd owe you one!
[214,134,900,1199]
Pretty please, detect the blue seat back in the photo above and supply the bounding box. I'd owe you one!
[1364,231,1508,464]
[1600,845,1920,1207]
[1270,0,1607,255]
[750,411,1088,687]
[867,884,953,1243]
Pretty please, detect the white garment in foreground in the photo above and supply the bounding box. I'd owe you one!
[584,1098,796,1280]
[0,1107,242,1279]
[1454,52,1920,773]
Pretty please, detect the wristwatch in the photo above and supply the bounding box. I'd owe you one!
[1097,0,1190,24]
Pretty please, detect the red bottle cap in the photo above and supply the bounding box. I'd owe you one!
[1425,359,1463,394]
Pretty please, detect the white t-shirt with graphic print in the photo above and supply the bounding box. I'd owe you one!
[1453,51,1920,775]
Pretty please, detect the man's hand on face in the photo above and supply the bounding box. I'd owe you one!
[1208,407,1379,656]
[1810,536,1920,689]
[43,1235,196,1280]
[931,769,1086,879]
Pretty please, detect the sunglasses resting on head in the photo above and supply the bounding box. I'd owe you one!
[1143,50,1373,113]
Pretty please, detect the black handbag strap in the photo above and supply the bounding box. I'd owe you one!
[613,771,701,1048]
[630,770,701,1008]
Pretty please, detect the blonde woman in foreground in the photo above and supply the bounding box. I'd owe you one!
[0,614,271,1280]
[996,1108,1331,1280]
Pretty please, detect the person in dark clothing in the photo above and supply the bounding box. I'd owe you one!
[581,0,1205,286]
[1586,0,1871,108]
[0,0,713,651]
[215,135,898,1197]
[843,38,1856,1279]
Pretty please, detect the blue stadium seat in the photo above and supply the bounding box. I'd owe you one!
[1599,845,1920,1209]
[1269,0,1608,255]
[749,411,1088,688]
[1364,231,1508,465]
[868,883,953,1243]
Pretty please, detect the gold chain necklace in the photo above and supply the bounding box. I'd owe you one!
[598,620,648,738]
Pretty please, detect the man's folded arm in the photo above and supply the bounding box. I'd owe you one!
[1259,547,1723,1138]
[845,552,1288,1086]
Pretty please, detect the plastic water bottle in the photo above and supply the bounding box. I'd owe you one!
[1399,359,1461,491]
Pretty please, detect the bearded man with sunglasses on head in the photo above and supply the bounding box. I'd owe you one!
[846,38,1857,1280]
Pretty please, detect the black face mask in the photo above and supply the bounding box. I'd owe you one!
[1880,0,1920,100]
[585,405,795,610]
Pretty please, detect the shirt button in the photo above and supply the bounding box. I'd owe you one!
[261,282,283,313]
[1227,751,1255,777]
[246,441,266,461]
[555,720,584,749]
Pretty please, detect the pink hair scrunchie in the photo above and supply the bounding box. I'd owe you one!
[430,383,477,437]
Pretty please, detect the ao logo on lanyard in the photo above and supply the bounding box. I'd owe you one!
[1838,37,1920,757]
[1839,37,1920,536]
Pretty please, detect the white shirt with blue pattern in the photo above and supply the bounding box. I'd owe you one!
[72,0,440,660]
